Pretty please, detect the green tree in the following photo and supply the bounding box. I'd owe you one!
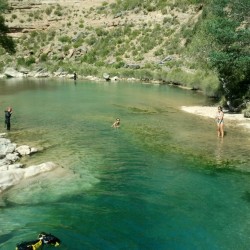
[0,0,15,53]
[205,0,250,110]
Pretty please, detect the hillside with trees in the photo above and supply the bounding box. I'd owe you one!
[0,0,249,112]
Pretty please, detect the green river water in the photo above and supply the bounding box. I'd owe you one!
[0,78,250,250]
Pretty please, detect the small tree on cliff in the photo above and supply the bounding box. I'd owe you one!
[0,0,15,54]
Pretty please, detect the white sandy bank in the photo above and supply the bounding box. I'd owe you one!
[181,106,250,130]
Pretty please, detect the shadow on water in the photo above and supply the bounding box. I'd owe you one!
[241,190,250,203]
[0,231,16,245]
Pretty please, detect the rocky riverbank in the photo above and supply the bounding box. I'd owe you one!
[0,66,125,82]
[0,133,57,193]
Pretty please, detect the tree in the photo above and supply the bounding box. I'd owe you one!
[205,0,250,110]
[0,0,15,53]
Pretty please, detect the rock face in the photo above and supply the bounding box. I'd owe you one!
[4,67,24,78]
[0,133,57,193]
[244,110,250,118]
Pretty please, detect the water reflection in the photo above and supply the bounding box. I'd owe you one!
[0,79,57,95]
[215,138,224,164]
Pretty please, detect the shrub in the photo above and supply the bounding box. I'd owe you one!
[59,36,71,43]
[45,7,53,15]
[40,53,48,62]
[25,57,36,66]
[17,57,25,66]
[54,9,63,16]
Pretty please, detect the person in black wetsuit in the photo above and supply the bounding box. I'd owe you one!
[4,107,12,130]
[16,232,61,250]
[73,72,77,81]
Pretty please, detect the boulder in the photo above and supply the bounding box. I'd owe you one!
[0,158,10,168]
[16,145,38,156]
[66,48,75,58]
[103,73,110,81]
[0,162,57,193]
[244,110,250,118]
[0,169,24,192]
[34,72,51,78]
[7,163,23,170]
[19,67,30,75]
[4,67,24,78]
[124,64,140,69]
[111,76,119,81]
[24,162,57,178]
[0,138,16,156]
[5,153,20,163]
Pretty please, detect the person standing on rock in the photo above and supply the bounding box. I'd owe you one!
[4,107,13,131]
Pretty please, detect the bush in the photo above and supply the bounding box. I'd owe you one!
[17,57,25,66]
[59,36,71,43]
[25,57,36,66]
[40,53,48,62]
[45,7,53,15]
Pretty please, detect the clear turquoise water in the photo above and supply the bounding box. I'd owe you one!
[0,79,250,250]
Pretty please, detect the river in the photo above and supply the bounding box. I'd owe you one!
[0,78,250,250]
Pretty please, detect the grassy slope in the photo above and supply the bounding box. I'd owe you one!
[1,0,219,96]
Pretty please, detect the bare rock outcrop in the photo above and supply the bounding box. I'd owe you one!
[0,133,57,193]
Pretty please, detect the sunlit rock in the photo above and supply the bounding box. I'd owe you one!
[4,67,24,78]
[23,162,57,178]
[16,145,38,156]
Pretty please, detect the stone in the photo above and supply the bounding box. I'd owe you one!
[111,76,119,81]
[244,110,250,118]
[103,73,110,81]
[24,162,57,178]
[124,64,141,69]
[4,67,24,78]
[0,169,24,192]
[16,145,32,156]
[0,158,10,168]
[5,153,20,163]
[0,138,16,155]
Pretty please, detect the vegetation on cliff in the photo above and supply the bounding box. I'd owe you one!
[0,0,15,53]
[189,0,250,110]
[0,0,249,111]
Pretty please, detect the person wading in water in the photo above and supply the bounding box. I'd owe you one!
[215,106,224,138]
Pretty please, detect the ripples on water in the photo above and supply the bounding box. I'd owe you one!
[0,79,250,250]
